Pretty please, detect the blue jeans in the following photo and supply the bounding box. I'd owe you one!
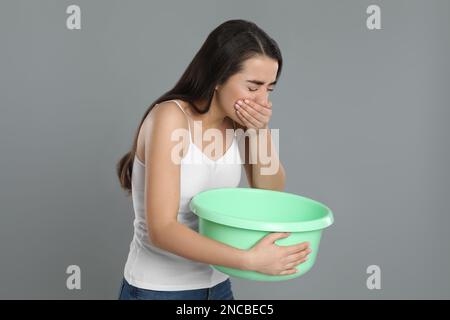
[118,277,235,300]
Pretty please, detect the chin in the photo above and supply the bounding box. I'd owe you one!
[228,114,241,126]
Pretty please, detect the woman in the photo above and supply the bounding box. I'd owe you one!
[116,19,312,300]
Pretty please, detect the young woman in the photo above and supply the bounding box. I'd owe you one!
[116,19,311,300]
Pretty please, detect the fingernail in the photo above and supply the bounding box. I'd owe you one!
[237,100,243,105]
[234,104,240,109]
[244,99,249,104]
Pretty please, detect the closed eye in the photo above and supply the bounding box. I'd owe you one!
[248,88,274,92]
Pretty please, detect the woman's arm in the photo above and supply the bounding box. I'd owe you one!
[152,221,248,270]
[143,102,250,270]
[235,121,286,191]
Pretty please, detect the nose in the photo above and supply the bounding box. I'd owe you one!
[255,91,269,107]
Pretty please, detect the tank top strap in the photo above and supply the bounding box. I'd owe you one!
[170,100,192,143]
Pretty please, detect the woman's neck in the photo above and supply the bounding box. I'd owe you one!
[192,97,227,131]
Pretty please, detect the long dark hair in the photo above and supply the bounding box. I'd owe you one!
[116,19,283,196]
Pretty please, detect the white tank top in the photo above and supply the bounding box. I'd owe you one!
[123,100,242,291]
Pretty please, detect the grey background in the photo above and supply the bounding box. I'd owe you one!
[1,0,449,299]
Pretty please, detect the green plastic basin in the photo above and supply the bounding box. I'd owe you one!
[189,187,334,281]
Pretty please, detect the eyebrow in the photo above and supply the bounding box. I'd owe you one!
[246,79,277,86]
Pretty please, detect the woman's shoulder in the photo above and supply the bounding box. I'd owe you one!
[140,100,190,143]
[145,100,188,126]
[137,100,191,162]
